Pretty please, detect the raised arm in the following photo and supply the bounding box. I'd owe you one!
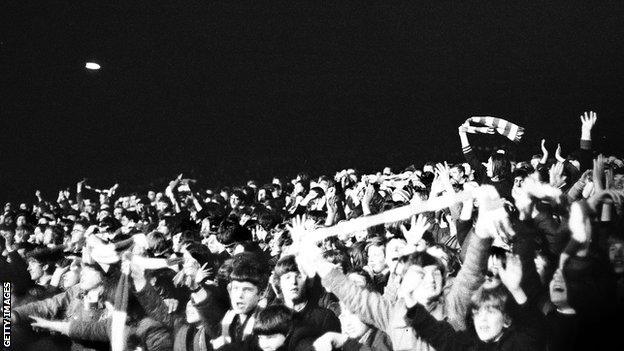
[290,215,394,332]
[578,111,597,172]
[130,262,180,329]
[458,123,486,183]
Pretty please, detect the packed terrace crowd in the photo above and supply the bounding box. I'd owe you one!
[1,112,623,351]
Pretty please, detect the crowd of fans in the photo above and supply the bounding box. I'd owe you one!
[2,111,623,351]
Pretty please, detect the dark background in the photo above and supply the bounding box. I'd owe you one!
[2,1,624,202]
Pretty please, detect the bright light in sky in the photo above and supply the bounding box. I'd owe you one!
[85,62,101,70]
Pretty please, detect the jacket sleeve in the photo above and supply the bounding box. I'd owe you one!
[68,317,110,342]
[321,308,341,333]
[455,219,473,248]
[140,319,175,351]
[321,268,392,333]
[462,146,486,184]
[13,288,73,324]
[404,304,469,351]
[445,235,492,331]
[382,274,400,304]
[578,138,592,172]
[566,176,588,203]
[511,302,547,350]
[134,280,182,330]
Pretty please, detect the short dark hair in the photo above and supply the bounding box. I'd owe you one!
[45,225,65,245]
[185,242,216,274]
[26,247,63,274]
[349,241,368,269]
[98,216,121,232]
[253,304,293,336]
[217,220,252,247]
[179,230,200,246]
[322,249,352,273]
[273,255,299,281]
[229,252,270,291]
[346,268,373,289]
[399,251,446,278]
[469,283,511,318]
[122,210,140,223]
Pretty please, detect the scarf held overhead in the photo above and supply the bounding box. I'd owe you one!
[464,116,525,142]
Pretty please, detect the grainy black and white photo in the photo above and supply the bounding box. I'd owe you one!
[1,1,624,350]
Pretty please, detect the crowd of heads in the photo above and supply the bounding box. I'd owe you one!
[2,111,624,351]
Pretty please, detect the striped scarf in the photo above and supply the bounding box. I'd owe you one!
[464,116,525,142]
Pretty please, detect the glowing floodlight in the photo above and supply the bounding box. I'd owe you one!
[85,62,101,70]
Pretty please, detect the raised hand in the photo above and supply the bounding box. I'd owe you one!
[400,215,431,248]
[286,214,308,251]
[313,332,347,351]
[163,299,179,314]
[30,316,69,334]
[499,253,522,291]
[555,143,565,163]
[474,185,515,242]
[520,177,562,204]
[435,162,451,180]
[549,162,567,189]
[593,154,606,193]
[580,111,597,131]
[362,184,375,204]
[194,263,214,285]
[540,139,549,163]
[49,265,70,288]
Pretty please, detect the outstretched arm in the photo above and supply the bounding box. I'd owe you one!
[578,111,597,171]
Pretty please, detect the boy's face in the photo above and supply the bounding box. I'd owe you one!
[530,158,540,170]
[43,228,54,245]
[27,259,46,281]
[549,269,569,308]
[229,194,241,209]
[398,264,443,304]
[205,234,224,254]
[62,267,80,290]
[608,239,624,274]
[449,167,464,183]
[229,280,261,315]
[79,266,103,291]
[339,303,370,339]
[279,271,306,303]
[367,245,386,273]
[72,224,86,243]
[269,233,282,257]
[472,304,507,342]
[257,334,287,351]
[16,216,26,227]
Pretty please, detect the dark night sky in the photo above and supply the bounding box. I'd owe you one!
[2,1,624,201]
